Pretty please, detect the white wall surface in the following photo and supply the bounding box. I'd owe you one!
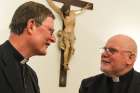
[0,0,140,93]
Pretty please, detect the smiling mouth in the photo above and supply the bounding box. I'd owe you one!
[102,60,111,64]
[45,43,50,47]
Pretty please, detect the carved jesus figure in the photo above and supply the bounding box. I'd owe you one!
[47,0,90,70]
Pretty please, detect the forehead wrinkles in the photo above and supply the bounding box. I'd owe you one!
[106,35,137,53]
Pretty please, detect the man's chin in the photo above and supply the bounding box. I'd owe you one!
[101,68,113,77]
[37,51,47,56]
[101,67,110,74]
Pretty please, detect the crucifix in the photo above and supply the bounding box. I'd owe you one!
[47,0,93,87]
[53,0,93,10]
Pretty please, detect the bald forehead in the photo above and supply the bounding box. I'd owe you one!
[108,35,135,44]
[106,35,137,53]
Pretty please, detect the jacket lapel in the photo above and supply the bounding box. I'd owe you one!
[27,65,40,93]
[98,76,111,93]
[31,75,40,93]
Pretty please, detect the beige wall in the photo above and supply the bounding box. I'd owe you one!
[1,0,140,93]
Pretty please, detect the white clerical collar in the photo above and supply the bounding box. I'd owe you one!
[112,76,120,82]
[20,58,29,64]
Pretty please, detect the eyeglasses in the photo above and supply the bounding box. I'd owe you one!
[101,47,134,55]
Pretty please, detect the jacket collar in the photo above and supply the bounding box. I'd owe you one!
[1,40,24,93]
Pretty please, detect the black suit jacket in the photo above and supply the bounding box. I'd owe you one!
[79,71,140,93]
[0,42,40,93]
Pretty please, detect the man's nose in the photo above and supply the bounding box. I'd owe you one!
[50,34,56,43]
[101,51,111,58]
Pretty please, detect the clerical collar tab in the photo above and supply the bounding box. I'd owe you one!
[20,58,29,64]
[112,76,120,82]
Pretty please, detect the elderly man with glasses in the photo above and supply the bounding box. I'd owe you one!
[79,34,140,93]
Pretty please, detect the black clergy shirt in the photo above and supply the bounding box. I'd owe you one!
[109,69,134,93]
[5,40,36,93]
[79,68,140,93]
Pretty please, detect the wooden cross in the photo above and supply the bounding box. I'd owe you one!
[53,0,93,10]
[51,0,93,87]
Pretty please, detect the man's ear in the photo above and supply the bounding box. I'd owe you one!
[127,54,136,65]
[26,19,36,34]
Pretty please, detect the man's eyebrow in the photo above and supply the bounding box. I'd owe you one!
[49,28,54,33]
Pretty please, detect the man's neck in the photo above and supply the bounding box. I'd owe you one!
[9,34,32,58]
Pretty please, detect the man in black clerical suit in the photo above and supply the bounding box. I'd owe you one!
[79,34,140,93]
[0,1,55,93]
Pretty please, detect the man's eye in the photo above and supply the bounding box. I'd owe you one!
[49,28,54,34]
[109,48,118,53]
